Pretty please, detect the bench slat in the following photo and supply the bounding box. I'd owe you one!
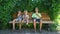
[9,21,54,24]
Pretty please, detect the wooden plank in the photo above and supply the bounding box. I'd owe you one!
[9,21,54,24]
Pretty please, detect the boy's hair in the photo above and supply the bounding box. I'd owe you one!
[18,10,21,13]
[35,7,38,9]
[24,10,28,12]
[33,7,38,13]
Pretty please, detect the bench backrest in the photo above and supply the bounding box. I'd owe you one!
[12,12,50,21]
[41,12,50,21]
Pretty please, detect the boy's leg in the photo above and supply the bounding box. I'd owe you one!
[33,19,36,32]
[19,20,22,30]
[26,19,29,24]
[21,19,24,23]
[40,19,42,31]
[13,19,16,30]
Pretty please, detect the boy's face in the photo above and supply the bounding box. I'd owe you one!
[18,11,21,14]
[24,10,28,15]
[35,8,38,13]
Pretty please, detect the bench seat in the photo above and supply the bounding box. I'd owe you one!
[9,20,54,24]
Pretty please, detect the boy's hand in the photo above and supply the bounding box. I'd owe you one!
[26,23,28,25]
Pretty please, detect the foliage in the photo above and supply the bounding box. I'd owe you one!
[50,0,60,30]
[0,0,60,30]
[0,0,17,29]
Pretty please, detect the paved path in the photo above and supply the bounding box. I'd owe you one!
[0,29,60,34]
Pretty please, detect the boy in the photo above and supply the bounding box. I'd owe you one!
[32,7,42,32]
[13,11,22,30]
[22,10,29,24]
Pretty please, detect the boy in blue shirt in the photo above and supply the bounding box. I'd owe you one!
[13,11,22,30]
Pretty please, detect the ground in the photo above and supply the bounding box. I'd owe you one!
[0,29,60,34]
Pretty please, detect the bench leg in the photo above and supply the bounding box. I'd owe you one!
[48,24,51,31]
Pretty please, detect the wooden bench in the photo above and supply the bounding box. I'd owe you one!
[9,12,54,31]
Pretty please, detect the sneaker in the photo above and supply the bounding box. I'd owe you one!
[35,30,36,33]
[39,30,42,33]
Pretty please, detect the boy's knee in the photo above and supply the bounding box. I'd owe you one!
[33,19,36,22]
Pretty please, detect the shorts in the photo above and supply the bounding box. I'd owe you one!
[33,18,41,22]
[23,19,29,23]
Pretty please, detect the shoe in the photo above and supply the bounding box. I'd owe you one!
[19,29,22,33]
[12,30,16,32]
[34,30,36,33]
[39,30,42,33]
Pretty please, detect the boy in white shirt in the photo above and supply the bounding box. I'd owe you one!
[22,10,29,24]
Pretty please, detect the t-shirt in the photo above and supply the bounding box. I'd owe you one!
[16,15,23,21]
[32,13,41,19]
[23,15,29,20]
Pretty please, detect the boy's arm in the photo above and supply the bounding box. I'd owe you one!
[32,14,34,18]
[27,15,29,18]
[36,13,42,18]
[39,13,42,18]
[17,13,20,17]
